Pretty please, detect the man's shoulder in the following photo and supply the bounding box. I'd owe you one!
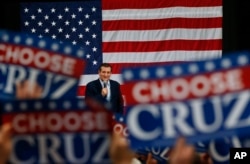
[110,79,120,85]
[86,79,99,85]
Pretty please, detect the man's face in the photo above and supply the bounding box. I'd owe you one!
[99,66,111,82]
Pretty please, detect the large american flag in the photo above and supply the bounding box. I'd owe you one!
[20,0,222,96]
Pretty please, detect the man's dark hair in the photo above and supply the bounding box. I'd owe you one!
[99,63,112,71]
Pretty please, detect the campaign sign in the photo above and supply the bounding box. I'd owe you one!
[121,51,250,164]
[0,98,113,164]
[203,135,250,164]
[0,30,86,99]
[112,113,128,137]
[113,113,172,164]
[122,51,250,105]
[125,90,250,149]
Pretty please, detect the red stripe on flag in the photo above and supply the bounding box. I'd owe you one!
[103,40,222,52]
[102,0,222,9]
[103,18,222,31]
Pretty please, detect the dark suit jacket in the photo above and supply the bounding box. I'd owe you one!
[85,79,124,114]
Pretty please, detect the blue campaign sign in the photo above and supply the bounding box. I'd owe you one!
[203,135,250,164]
[121,51,250,163]
[0,29,86,99]
[125,90,250,149]
[0,98,113,164]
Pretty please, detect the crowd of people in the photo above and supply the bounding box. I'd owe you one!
[0,63,213,164]
[0,123,212,164]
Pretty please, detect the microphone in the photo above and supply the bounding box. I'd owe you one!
[103,82,107,88]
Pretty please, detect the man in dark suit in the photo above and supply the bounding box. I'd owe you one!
[85,63,124,114]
